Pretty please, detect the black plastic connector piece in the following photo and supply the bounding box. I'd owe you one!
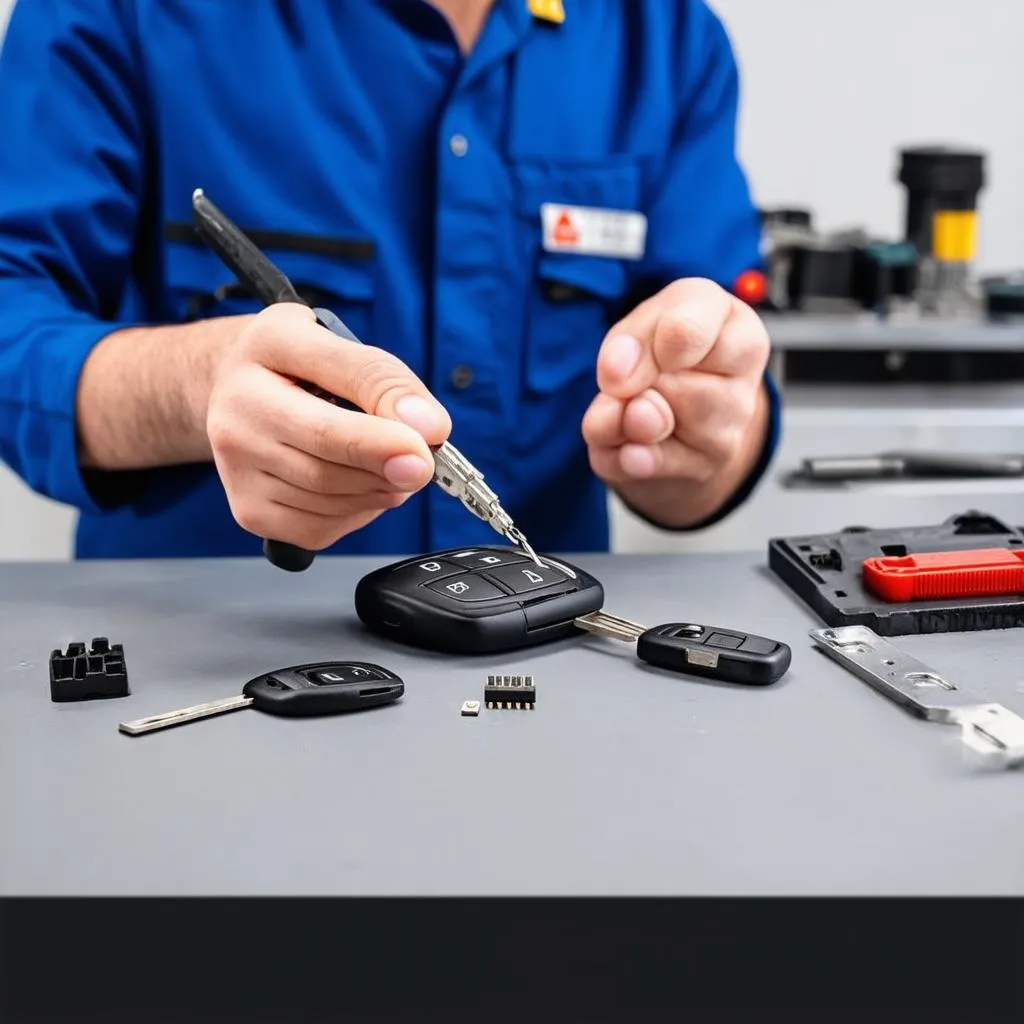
[49,637,130,703]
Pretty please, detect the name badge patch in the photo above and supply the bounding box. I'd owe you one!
[541,203,647,260]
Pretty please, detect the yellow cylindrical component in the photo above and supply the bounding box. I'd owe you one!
[932,210,977,262]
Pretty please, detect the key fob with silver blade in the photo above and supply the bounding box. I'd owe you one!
[636,623,792,686]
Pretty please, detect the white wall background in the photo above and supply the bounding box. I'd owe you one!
[0,0,1021,560]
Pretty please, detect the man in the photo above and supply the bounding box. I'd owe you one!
[0,0,778,561]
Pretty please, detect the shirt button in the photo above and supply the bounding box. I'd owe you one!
[450,364,474,389]
[449,134,469,157]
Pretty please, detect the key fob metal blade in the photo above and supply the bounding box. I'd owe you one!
[242,662,404,715]
[637,624,791,686]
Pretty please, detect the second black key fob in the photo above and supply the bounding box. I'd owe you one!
[354,546,604,654]
[242,662,404,715]
[637,624,792,686]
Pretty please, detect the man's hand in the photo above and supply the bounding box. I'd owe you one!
[581,278,771,529]
[207,303,451,551]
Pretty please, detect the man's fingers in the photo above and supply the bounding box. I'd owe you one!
[596,279,726,397]
[585,390,676,449]
[621,389,674,445]
[595,285,665,396]
[588,438,716,487]
[595,330,657,399]
[581,391,627,449]
[234,500,384,553]
[248,433,426,496]
[211,366,437,484]
[585,388,682,450]
[655,370,753,446]
[256,473,409,519]
[648,279,734,375]
[692,294,771,379]
[597,280,768,400]
[242,303,452,445]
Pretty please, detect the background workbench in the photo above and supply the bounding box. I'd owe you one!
[2,552,1022,897]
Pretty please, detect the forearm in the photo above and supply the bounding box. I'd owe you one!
[614,381,770,530]
[77,315,251,470]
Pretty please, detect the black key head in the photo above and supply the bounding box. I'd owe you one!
[242,662,404,715]
[354,546,604,654]
[636,624,792,686]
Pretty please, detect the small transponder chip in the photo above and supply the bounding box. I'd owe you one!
[484,674,535,709]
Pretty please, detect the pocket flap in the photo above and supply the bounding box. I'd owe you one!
[163,238,376,303]
[537,251,627,302]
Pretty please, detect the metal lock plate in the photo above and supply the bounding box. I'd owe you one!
[809,625,1024,769]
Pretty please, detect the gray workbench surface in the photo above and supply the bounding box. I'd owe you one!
[2,553,1022,896]
[763,313,1024,350]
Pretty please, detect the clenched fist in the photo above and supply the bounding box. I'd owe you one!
[206,303,451,550]
[582,278,771,528]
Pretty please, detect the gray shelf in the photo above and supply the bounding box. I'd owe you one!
[763,313,1024,351]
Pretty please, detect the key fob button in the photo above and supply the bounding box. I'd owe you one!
[447,549,529,568]
[738,635,781,656]
[413,559,458,575]
[306,665,385,685]
[394,559,466,583]
[704,631,743,650]
[672,624,705,639]
[426,574,506,602]
[484,562,570,595]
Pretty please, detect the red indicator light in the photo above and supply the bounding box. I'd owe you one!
[734,269,767,305]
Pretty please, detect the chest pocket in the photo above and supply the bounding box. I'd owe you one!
[514,161,640,395]
[160,233,377,344]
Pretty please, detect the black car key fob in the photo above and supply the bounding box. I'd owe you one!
[118,661,405,736]
[354,546,604,654]
[637,624,791,686]
[243,661,405,715]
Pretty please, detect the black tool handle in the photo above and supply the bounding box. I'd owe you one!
[262,307,367,572]
[636,623,792,686]
[190,191,367,573]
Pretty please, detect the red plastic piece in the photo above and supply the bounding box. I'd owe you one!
[862,547,1024,603]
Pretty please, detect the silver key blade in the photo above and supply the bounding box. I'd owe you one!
[575,610,647,642]
[119,695,254,735]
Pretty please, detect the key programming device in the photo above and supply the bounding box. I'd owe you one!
[354,546,603,654]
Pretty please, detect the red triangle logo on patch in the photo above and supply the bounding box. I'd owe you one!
[553,210,579,245]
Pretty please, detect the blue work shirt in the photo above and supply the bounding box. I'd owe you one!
[0,0,779,560]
